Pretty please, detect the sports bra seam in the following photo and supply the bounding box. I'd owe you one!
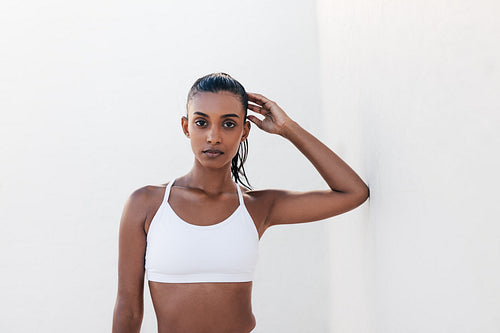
[147,272,254,283]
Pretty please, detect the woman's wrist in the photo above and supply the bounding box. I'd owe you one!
[280,119,300,139]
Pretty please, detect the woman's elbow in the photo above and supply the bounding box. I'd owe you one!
[352,184,369,207]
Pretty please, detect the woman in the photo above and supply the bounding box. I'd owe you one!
[112,73,369,333]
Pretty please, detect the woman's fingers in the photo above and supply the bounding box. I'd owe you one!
[247,92,292,136]
[248,92,274,108]
[247,115,263,129]
[248,93,275,118]
[248,103,272,117]
[247,103,264,114]
[248,92,270,102]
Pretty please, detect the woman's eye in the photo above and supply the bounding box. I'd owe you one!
[223,121,236,128]
[194,119,207,127]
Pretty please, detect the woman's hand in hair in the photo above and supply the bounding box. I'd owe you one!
[247,93,294,137]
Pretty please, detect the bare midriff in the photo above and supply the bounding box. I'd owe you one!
[148,281,256,333]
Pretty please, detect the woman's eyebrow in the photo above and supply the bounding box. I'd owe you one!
[193,111,240,118]
[193,111,209,117]
[221,113,240,118]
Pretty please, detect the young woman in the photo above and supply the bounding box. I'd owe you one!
[112,73,369,333]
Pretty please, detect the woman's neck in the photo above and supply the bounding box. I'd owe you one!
[179,163,235,195]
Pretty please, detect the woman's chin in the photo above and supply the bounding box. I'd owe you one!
[196,156,231,169]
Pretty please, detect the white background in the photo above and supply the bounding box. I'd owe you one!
[1,0,499,332]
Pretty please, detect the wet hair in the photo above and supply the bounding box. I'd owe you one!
[186,73,251,189]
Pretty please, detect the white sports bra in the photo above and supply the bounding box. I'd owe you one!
[145,179,260,283]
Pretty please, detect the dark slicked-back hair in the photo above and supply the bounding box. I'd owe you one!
[186,73,251,189]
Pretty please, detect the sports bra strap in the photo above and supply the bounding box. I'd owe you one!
[235,183,244,206]
[163,179,176,204]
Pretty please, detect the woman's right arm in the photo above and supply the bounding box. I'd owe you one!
[112,188,149,333]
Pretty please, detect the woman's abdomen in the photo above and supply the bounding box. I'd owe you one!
[149,281,256,333]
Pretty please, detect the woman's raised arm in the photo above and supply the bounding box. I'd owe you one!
[247,92,369,227]
[112,188,149,332]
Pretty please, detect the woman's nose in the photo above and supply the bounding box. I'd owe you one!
[206,127,221,144]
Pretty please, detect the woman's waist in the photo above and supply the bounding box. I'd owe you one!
[149,281,255,332]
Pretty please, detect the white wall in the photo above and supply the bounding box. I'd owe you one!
[317,0,500,332]
[0,1,332,332]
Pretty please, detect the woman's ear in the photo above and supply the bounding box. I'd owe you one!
[181,116,190,138]
[241,120,251,142]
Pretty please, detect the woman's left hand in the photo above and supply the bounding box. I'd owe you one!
[247,92,293,136]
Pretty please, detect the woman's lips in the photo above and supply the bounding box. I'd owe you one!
[203,149,223,158]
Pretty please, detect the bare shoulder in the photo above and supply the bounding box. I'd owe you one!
[240,187,278,202]
[240,188,295,214]
[121,184,169,230]
[240,187,289,203]
[134,183,169,203]
[239,187,282,233]
[127,185,160,210]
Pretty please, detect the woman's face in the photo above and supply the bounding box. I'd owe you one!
[182,91,250,170]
